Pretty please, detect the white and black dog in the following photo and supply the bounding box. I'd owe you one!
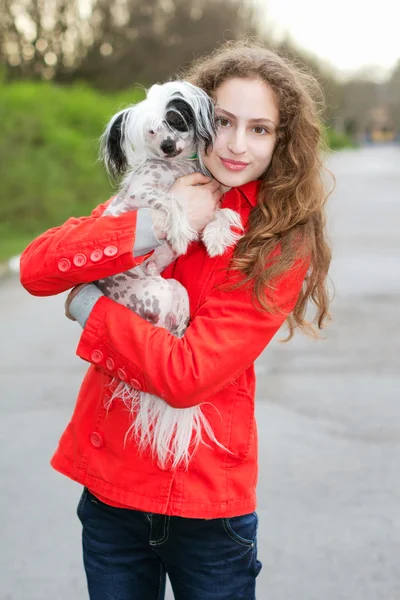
[96,81,241,469]
[101,80,242,255]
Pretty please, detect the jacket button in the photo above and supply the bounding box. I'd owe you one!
[90,432,103,448]
[129,378,141,389]
[90,249,103,262]
[91,350,103,364]
[104,245,118,257]
[73,253,87,267]
[106,357,115,371]
[117,368,127,381]
[58,258,71,272]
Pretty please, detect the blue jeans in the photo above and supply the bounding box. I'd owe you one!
[77,488,262,599]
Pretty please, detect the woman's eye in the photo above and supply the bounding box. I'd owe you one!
[216,117,230,127]
[253,126,268,135]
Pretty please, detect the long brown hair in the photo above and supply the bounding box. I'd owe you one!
[181,39,334,339]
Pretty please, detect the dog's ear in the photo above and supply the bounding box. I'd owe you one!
[100,109,131,178]
[194,95,216,155]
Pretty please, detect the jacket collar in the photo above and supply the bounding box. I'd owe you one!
[235,180,262,207]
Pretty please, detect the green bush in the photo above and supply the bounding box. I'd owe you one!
[0,81,144,260]
[324,126,355,150]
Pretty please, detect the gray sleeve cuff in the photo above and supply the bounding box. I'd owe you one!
[134,208,164,256]
[69,284,104,328]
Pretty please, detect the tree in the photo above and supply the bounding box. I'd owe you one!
[0,0,89,80]
[1,0,260,87]
[62,0,260,89]
[385,60,400,131]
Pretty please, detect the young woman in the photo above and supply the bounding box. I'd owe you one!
[20,41,332,600]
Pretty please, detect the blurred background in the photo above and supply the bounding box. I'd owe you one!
[1,1,399,599]
[0,0,399,259]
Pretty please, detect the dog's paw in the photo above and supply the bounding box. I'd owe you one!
[168,224,198,255]
[202,209,244,257]
[165,195,198,255]
[169,235,191,256]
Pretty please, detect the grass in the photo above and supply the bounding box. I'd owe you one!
[0,81,145,261]
[0,230,37,262]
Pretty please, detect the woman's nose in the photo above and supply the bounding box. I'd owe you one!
[227,128,247,154]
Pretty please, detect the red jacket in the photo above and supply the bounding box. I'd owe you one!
[20,180,307,518]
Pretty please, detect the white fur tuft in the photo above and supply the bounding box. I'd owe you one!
[163,194,199,254]
[202,208,244,257]
[107,381,231,470]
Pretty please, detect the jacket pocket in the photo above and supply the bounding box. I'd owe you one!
[225,389,255,465]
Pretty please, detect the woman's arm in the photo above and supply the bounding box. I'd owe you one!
[74,260,308,408]
[20,200,162,297]
[20,174,222,297]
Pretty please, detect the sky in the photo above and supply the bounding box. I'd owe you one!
[263,0,400,79]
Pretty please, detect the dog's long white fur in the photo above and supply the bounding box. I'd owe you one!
[105,381,230,469]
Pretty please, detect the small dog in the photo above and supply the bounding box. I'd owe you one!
[97,81,241,468]
[101,80,242,256]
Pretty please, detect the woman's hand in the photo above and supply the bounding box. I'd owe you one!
[65,283,90,321]
[167,173,223,235]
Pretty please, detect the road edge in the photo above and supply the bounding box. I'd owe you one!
[0,255,21,280]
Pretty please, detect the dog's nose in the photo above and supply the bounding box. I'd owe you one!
[160,139,175,154]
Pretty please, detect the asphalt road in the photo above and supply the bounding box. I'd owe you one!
[1,145,399,599]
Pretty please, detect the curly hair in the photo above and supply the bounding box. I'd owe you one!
[180,39,334,339]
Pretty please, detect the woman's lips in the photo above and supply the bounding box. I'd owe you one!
[219,157,249,171]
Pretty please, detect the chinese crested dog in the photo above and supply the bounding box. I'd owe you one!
[97,81,242,469]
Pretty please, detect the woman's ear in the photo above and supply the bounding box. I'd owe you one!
[100,108,132,178]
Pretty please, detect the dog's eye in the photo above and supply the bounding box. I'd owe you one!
[166,111,188,132]
[149,130,155,135]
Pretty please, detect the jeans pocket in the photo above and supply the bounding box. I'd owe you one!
[77,487,89,520]
[222,511,258,547]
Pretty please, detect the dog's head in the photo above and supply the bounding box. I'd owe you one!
[101,81,216,178]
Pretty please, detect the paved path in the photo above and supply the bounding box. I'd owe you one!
[1,145,399,599]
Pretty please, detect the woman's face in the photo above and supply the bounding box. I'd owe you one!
[202,77,280,190]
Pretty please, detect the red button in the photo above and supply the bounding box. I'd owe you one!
[73,253,87,267]
[91,350,103,364]
[90,249,103,262]
[58,258,71,272]
[117,368,127,381]
[90,432,103,448]
[104,245,118,257]
[130,378,141,389]
[106,357,115,371]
